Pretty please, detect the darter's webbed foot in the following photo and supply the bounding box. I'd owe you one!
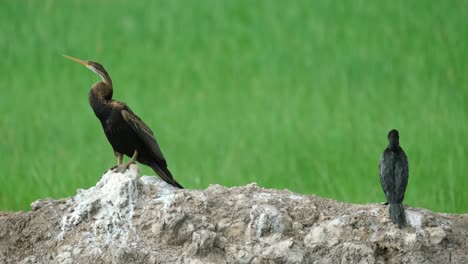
[110,150,138,174]
[105,165,117,174]
[112,164,131,173]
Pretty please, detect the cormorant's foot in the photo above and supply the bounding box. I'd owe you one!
[112,164,130,173]
[381,201,389,205]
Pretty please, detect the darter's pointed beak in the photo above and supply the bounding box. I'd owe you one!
[63,54,89,67]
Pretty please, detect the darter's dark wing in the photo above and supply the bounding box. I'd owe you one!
[120,104,182,189]
[121,107,166,165]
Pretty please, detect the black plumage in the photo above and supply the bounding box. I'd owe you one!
[379,129,408,227]
[64,55,183,188]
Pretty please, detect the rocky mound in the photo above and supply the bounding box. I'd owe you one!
[0,165,467,263]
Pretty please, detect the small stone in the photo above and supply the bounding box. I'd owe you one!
[427,227,446,245]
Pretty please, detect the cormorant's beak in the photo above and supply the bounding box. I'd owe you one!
[63,54,89,67]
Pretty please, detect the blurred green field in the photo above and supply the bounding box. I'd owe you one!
[1,0,467,213]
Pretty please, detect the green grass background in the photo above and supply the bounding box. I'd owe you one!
[1,0,467,213]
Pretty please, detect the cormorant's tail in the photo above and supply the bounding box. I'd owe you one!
[151,164,184,189]
[389,203,406,228]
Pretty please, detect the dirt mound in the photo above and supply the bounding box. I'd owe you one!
[1,165,467,263]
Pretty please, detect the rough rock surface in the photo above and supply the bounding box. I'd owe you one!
[0,165,467,264]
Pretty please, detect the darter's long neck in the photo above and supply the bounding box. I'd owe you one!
[89,81,113,122]
[97,69,112,88]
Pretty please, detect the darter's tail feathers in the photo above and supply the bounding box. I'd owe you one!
[151,164,184,189]
[389,203,406,228]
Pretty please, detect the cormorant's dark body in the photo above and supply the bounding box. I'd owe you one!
[65,55,183,188]
[379,129,408,228]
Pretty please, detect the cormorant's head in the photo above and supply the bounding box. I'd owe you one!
[387,129,400,149]
[63,55,112,85]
